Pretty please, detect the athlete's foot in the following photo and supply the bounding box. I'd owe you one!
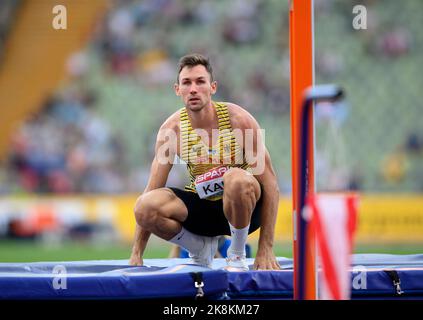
[225,250,249,271]
[189,236,219,268]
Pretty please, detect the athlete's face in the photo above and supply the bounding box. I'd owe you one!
[174,65,217,112]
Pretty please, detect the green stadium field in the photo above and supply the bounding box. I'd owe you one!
[0,239,421,263]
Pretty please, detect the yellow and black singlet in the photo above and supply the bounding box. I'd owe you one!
[179,102,251,201]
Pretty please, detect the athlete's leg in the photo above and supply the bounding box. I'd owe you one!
[134,187,187,240]
[222,168,261,228]
[222,168,261,269]
[134,188,219,266]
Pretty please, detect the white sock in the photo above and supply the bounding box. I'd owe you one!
[228,222,249,255]
[169,227,205,255]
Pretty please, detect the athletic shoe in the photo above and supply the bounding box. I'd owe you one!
[225,251,249,271]
[189,236,219,267]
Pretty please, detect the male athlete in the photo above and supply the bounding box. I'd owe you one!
[129,54,281,270]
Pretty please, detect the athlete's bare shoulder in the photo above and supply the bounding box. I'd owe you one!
[224,102,260,130]
[159,109,180,133]
[155,109,181,156]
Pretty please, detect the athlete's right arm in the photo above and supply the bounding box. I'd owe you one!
[129,118,179,266]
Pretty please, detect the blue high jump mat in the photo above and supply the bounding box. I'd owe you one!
[0,254,422,300]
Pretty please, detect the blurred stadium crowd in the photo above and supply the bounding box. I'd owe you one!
[0,0,422,195]
[0,0,20,61]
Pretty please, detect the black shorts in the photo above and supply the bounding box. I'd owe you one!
[168,187,262,237]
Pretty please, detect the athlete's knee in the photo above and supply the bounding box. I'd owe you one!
[134,189,172,229]
[223,168,258,201]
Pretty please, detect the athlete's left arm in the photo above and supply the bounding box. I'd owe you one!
[251,129,281,270]
[253,149,281,270]
[230,105,281,270]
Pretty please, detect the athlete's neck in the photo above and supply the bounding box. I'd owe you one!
[186,101,218,130]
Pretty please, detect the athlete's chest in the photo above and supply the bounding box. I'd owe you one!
[185,131,232,164]
[179,103,238,164]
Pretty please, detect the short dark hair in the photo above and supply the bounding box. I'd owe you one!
[177,53,214,83]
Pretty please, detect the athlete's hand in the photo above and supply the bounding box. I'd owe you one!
[253,247,281,270]
[129,252,143,266]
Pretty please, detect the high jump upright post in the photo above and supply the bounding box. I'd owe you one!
[289,0,316,300]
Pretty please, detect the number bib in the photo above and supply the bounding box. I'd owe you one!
[195,166,229,199]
